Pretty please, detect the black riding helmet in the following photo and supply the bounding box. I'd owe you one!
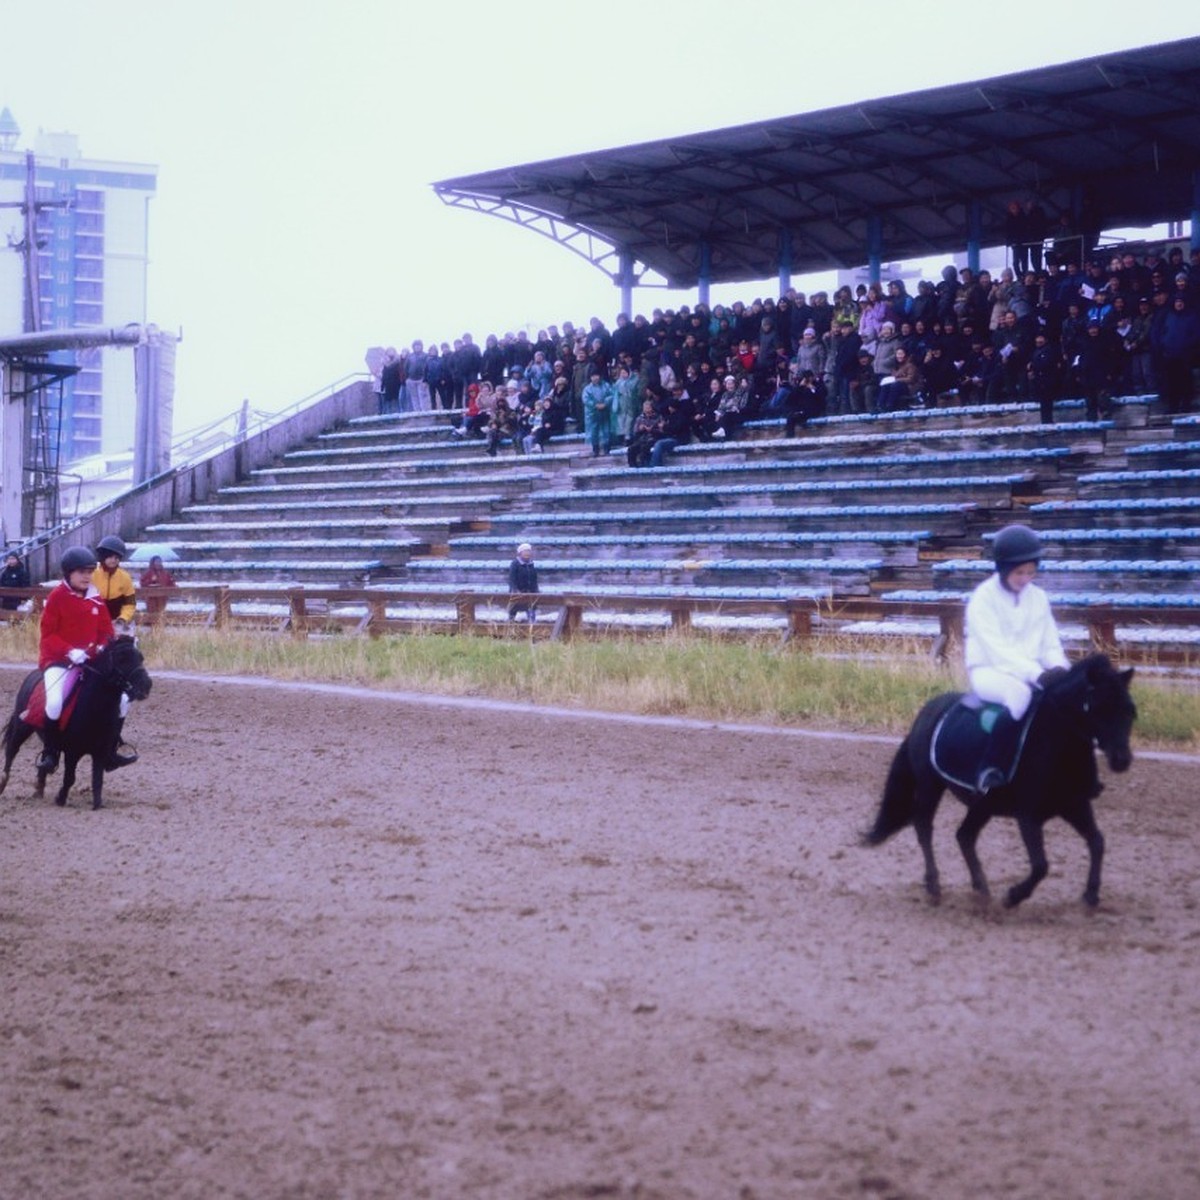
[61,546,98,576]
[992,524,1042,572]
[95,534,128,560]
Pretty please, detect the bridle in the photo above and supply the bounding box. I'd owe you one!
[83,638,149,699]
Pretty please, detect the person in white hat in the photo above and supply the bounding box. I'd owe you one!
[507,543,539,622]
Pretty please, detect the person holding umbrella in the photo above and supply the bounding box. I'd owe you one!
[139,555,177,622]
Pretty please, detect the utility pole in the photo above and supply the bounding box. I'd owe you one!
[1,150,72,331]
[1,149,75,543]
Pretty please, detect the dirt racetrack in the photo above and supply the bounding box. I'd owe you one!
[1,666,1197,1200]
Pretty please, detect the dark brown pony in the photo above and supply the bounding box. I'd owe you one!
[864,654,1135,908]
[0,635,152,810]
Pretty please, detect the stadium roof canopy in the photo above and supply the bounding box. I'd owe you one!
[433,37,1200,291]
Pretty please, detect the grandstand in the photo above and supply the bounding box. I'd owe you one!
[3,39,1199,661]
[3,384,1189,661]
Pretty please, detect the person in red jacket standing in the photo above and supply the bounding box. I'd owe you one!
[37,546,118,772]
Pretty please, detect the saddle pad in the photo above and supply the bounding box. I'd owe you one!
[930,697,1032,792]
[18,673,81,731]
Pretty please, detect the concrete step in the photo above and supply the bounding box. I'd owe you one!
[1025,495,1200,529]
[400,556,889,595]
[443,530,930,566]
[483,502,977,538]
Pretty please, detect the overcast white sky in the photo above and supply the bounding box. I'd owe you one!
[1,0,1197,433]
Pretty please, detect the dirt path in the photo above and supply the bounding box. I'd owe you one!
[1,669,1197,1199]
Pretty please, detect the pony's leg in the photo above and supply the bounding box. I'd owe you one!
[91,755,105,810]
[1060,803,1105,907]
[955,804,993,899]
[912,783,945,903]
[54,754,79,807]
[1,722,34,796]
[33,734,48,799]
[1005,816,1049,908]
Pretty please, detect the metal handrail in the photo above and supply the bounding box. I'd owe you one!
[9,372,372,558]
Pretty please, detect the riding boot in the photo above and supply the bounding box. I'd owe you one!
[106,718,138,770]
[975,707,1022,794]
[36,719,61,773]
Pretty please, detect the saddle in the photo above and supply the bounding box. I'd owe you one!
[930,694,1036,794]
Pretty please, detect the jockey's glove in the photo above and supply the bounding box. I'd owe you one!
[67,648,89,665]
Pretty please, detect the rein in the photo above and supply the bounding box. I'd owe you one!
[1039,670,1097,743]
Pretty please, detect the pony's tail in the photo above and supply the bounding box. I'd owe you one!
[0,714,13,795]
[862,739,917,846]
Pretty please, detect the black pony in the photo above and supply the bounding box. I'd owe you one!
[0,635,152,810]
[864,653,1135,909]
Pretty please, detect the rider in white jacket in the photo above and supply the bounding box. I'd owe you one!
[965,524,1069,792]
[966,524,1068,721]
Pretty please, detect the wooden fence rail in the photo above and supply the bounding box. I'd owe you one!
[3,584,1197,663]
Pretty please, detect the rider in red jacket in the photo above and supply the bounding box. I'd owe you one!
[37,546,136,772]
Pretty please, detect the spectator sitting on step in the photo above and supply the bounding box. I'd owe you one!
[522,397,556,454]
[690,377,721,442]
[784,371,826,435]
[649,389,692,467]
[453,381,491,438]
[713,374,750,440]
[627,398,664,467]
[875,347,924,412]
[846,348,875,415]
[507,542,539,622]
[484,392,522,456]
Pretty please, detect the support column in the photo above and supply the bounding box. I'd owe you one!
[617,250,635,317]
[967,199,982,274]
[0,365,24,544]
[697,241,712,307]
[867,215,883,283]
[1192,170,1200,256]
[777,228,793,296]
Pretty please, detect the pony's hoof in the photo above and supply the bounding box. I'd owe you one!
[1003,888,1024,909]
[925,887,942,907]
[1082,889,1100,908]
[54,794,67,807]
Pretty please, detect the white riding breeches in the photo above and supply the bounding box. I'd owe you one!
[42,666,129,720]
[43,665,72,720]
[969,666,1034,721]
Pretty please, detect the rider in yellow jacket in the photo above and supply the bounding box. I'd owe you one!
[93,535,137,624]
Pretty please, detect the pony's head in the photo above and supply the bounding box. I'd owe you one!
[97,634,153,702]
[1077,654,1136,774]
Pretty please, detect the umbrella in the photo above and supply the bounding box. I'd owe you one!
[128,542,179,563]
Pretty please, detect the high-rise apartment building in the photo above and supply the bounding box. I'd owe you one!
[0,109,156,464]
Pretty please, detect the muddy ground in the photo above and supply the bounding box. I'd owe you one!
[0,668,1197,1199]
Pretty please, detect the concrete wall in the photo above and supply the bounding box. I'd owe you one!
[26,378,375,582]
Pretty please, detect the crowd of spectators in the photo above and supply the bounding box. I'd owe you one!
[377,235,1200,464]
